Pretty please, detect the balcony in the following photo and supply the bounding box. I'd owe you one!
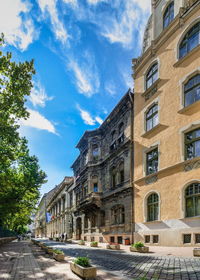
[76,192,102,211]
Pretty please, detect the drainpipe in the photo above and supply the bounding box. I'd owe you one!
[128,90,134,244]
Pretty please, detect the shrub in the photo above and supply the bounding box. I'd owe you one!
[74,257,90,267]
[90,241,98,246]
[53,249,64,255]
[132,241,144,249]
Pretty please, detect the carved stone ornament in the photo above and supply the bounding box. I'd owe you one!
[145,175,158,185]
[184,0,198,9]
[184,160,200,172]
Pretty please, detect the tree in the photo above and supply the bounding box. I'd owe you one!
[0,34,46,232]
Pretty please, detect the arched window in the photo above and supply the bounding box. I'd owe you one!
[146,63,158,89]
[184,74,200,107]
[111,205,125,225]
[179,22,200,59]
[185,183,200,217]
[147,193,159,221]
[185,128,200,160]
[163,1,174,29]
[146,104,158,131]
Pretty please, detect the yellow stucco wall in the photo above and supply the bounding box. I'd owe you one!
[133,6,200,246]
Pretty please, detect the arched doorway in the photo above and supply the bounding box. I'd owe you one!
[76,217,82,240]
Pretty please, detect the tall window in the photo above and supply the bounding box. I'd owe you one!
[185,183,200,217]
[84,215,88,229]
[92,144,99,160]
[69,192,73,208]
[184,74,200,107]
[119,122,124,134]
[146,63,158,89]
[147,193,159,221]
[146,148,158,175]
[179,22,200,59]
[119,162,124,183]
[146,104,158,131]
[185,128,200,160]
[91,214,96,227]
[92,176,98,192]
[111,205,125,225]
[100,211,105,226]
[111,167,117,188]
[93,182,98,192]
[163,1,174,29]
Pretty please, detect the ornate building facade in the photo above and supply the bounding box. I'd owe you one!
[133,0,200,246]
[71,90,134,244]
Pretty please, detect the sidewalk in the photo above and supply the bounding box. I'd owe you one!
[0,240,121,280]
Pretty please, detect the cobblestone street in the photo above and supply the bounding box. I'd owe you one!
[44,240,200,280]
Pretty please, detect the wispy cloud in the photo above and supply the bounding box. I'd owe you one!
[101,0,151,48]
[77,105,103,126]
[62,0,77,7]
[87,0,107,5]
[38,0,69,44]
[20,109,57,134]
[69,52,100,97]
[95,116,103,125]
[30,82,53,107]
[105,81,117,96]
[0,0,38,51]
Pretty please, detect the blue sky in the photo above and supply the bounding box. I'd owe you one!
[0,0,150,197]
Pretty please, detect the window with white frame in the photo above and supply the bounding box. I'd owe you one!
[146,63,158,89]
[147,193,159,221]
[163,1,174,29]
[146,148,158,175]
[185,128,200,160]
[185,183,200,218]
[184,74,200,107]
[146,104,158,131]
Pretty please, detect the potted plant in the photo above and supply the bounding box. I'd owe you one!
[130,241,149,253]
[90,241,98,247]
[78,240,85,245]
[193,248,200,257]
[106,242,120,250]
[70,257,97,279]
[53,249,65,261]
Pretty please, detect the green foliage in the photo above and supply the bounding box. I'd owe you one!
[74,257,90,267]
[0,34,46,232]
[132,241,144,249]
[90,241,98,246]
[53,249,64,255]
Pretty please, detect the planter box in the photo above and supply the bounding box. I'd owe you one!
[90,243,98,247]
[53,253,65,261]
[106,244,120,250]
[47,248,54,255]
[70,262,97,279]
[193,248,200,257]
[78,240,85,245]
[130,246,149,253]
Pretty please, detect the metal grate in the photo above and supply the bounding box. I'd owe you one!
[145,235,150,243]
[183,234,191,243]
[153,235,159,243]
[195,234,200,243]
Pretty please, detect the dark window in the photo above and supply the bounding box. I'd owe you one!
[111,167,117,188]
[111,130,116,141]
[145,235,150,243]
[91,237,95,242]
[92,144,99,160]
[163,1,174,29]
[183,234,191,244]
[84,216,88,229]
[147,193,159,222]
[118,236,123,244]
[83,185,88,197]
[179,22,200,59]
[119,162,124,183]
[91,214,96,227]
[146,148,158,175]
[185,128,200,160]
[119,122,124,134]
[153,235,159,243]
[110,236,115,243]
[84,236,87,241]
[111,205,125,225]
[185,183,200,217]
[184,74,200,107]
[146,63,158,89]
[195,234,200,243]
[93,183,98,192]
[146,104,158,131]
[100,211,105,226]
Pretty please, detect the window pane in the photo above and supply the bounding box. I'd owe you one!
[195,87,200,102]
[185,90,194,106]
[186,143,194,159]
[188,32,199,52]
[195,140,200,157]
[186,197,194,217]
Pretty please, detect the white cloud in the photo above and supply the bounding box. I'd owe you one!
[101,0,151,48]
[87,0,106,5]
[95,116,103,125]
[30,82,53,107]
[105,82,116,96]
[38,0,69,44]
[0,0,37,51]
[20,109,57,134]
[122,70,133,90]
[69,53,100,97]
[77,105,96,126]
[62,0,77,6]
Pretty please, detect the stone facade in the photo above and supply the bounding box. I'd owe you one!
[71,90,134,244]
[133,0,200,246]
